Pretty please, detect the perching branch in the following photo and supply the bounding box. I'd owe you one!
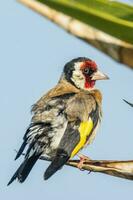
[17,0,133,69]
[39,155,133,181]
[14,149,133,180]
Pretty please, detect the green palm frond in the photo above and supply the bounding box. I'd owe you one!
[38,0,133,44]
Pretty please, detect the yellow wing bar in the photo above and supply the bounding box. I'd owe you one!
[70,118,93,158]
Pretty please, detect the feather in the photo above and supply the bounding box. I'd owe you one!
[44,123,80,180]
[7,153,40,185]
[14,141,27,160]
[44,151,69,180]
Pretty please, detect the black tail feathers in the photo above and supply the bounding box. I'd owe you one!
[44,154,69,180]
[14,141,27,160]
[7,154,40,186]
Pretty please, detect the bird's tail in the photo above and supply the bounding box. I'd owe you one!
[44,153,69,180]
[7,153,40,186]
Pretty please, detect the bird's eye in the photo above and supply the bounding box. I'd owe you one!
[83,68,90,74]
[83,68,94,75]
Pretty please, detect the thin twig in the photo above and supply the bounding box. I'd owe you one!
[123,99,133,107]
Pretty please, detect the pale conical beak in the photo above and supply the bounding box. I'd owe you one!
[91,70,109,81]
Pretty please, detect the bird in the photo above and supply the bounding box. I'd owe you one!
[7,57,109,185]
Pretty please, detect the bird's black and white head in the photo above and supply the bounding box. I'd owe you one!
[62,57,109,90]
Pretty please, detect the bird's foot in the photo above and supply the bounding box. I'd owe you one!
[77,154,91,170]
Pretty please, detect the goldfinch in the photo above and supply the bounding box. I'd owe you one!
[8,57,109,185]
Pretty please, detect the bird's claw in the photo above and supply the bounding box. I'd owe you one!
[77,154,91,170]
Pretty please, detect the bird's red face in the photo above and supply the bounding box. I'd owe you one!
[80,60,97,89]
[64,57,109,90]
[71,59,109,90]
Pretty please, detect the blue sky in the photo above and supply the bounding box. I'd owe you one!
[1,0,133,199]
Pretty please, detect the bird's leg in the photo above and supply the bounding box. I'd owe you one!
[77,153,91,170]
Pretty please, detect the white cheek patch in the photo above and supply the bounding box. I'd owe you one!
[71,62,85,89]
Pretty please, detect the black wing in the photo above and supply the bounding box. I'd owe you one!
[44,121,80,180]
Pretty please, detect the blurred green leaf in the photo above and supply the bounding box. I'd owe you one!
[38,0,133,44]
